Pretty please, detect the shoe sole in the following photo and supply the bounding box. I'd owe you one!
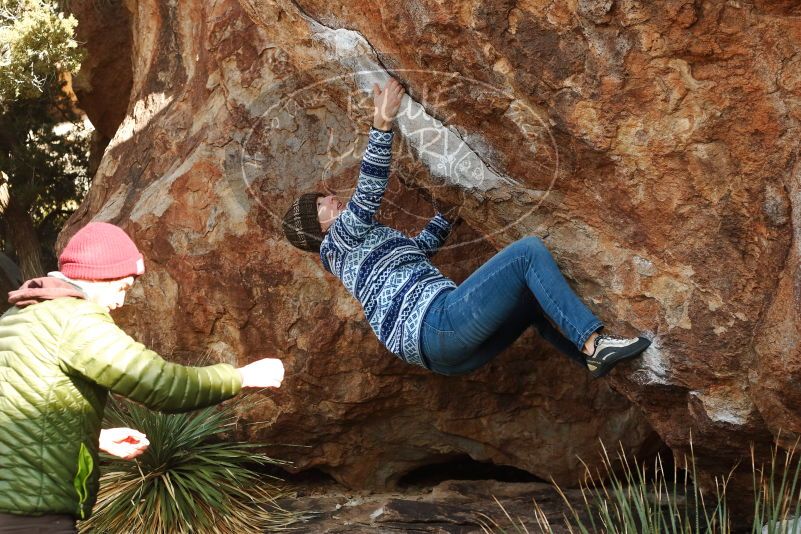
[589,337,651,379]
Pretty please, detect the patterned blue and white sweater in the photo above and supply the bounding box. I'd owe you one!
[320,127,457,368]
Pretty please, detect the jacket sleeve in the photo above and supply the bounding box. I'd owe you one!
[411,213,452,257]
[61,310,242,413]
[330,127,395,243]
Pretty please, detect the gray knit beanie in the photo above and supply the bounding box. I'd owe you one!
[282,193,325,252]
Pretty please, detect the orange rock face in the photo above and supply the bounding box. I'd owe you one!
[63,0,801,495]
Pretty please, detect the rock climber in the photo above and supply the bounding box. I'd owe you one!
[281,77,650,377]
[0,222,285,533]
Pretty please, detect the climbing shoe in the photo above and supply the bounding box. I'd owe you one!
[585,334,651,378]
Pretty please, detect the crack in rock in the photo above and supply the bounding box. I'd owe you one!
[290,1,518,191]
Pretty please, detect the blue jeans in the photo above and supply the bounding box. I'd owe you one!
[420,236,604,375]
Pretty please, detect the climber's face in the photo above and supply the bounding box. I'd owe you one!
[317,194,344,231]
[79,276,135,311]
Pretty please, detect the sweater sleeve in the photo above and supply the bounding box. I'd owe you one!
[411,213,452,257]
[61,311,242,413]
[330,127,395,242]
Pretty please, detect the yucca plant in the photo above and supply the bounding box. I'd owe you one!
[78,396,299,534]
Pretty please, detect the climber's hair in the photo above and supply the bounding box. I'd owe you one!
[281,193,325,253]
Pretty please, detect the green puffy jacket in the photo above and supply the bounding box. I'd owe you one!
[0,297,242,519]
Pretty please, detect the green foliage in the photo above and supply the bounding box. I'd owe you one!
[0,0,83,102]
[0,0,90,277]
[0,89,91,213]
[480,441,801,534]
[0,85,91,270]
[79,397,300,534]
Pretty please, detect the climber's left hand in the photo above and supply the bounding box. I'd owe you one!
[373,78,405,130]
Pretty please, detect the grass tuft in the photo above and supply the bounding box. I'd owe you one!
[483,438,801,534]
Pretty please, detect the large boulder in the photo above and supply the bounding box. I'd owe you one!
[62,0,801,497]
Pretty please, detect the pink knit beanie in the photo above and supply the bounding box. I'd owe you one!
[59,222,145,280]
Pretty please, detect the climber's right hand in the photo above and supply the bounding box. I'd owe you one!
[417,186,463,223]
[373,78,405,130]
[433,197,463,222]
[237,358,285,388]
